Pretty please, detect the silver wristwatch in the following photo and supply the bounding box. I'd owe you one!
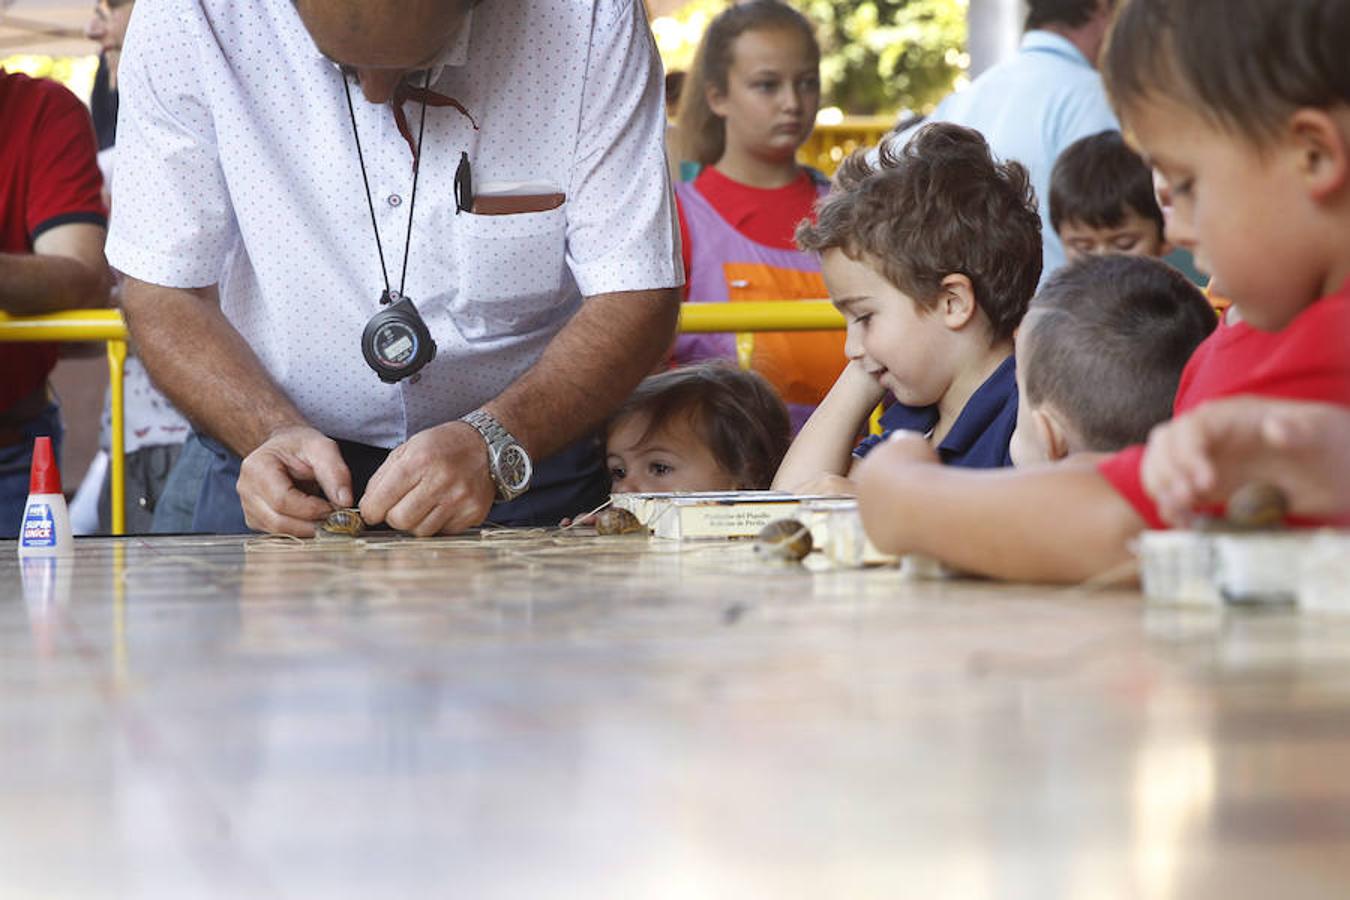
[460,409,533,502]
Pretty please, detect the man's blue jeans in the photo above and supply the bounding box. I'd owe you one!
[161,429,609,534]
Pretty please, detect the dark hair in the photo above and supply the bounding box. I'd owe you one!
[673,0,820,167]
[1021,255,1216,451]
[664,70,686,116]
[1026,0,1110,31]
[1049,130,1163,236]
[608,363,791,490]
[797,122,1042,343]
[1102,0,1350,143]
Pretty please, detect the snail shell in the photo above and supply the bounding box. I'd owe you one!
[755,518,813,561]
[318,507,365,539]
[1225,482,1289,531]
[595,506,647,535]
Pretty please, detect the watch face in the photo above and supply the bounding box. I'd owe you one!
[497,445,532,492]
[372,320,417,367]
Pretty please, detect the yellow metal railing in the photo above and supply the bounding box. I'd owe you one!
[0,309,129,535]
[0,301,859,537]
[677,299,842,333]
[676,300,883,434]
[799,116,896,175]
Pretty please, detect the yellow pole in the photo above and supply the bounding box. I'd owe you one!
[735,332,755,371]
[106,339,128,536]
[0,309,128,341]
[677,300,843,333]
[0,311,130,534]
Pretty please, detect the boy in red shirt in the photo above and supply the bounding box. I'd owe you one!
[854,0,1350,582]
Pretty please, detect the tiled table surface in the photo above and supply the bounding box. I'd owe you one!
[2,532,1348,899]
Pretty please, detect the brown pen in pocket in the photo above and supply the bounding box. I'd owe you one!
[471,193,566,216]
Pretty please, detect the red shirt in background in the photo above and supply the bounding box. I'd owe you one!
[0,70,107,411]
[1099,284,1350,528]
[676,165,822,281]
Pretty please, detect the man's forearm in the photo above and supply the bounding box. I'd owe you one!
[121,277,309,456]
[485,288,680,459]
[857,452,1145,583]
[0,252,108,315]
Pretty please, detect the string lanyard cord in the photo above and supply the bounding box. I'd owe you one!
[342,69,431,304]
[398,69,432,297]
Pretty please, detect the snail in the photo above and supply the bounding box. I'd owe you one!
[594,506,647,536]
[1224,482,1289,531]
[755,518,813,561]
[1196,482,1290,533]
[317,507,365,539]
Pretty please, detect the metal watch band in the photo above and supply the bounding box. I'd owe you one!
[459,409,530,501]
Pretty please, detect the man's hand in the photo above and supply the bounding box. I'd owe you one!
[360,421,496,536]
[238,425,353,536]
[1142,397,1350,524]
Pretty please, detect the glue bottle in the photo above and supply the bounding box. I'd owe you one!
[17,436,73,558]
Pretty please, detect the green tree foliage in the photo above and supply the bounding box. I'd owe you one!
[652,0,967,118]
[797,0,967,115]
[0,55,99,101]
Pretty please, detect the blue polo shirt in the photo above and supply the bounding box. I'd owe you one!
[922,31,1119,280]
[853,355,1018,469]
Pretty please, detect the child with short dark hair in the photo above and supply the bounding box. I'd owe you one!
[1011,254,1216,465]
[1049,130,1168,263]
[772,122,1043,493]
[855,0,1350,583]
[606,363,791,494]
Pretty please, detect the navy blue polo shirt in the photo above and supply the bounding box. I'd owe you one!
[853,355,1019,469]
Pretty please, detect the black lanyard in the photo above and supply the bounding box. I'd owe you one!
[342,68,430,305]
[343,69,439,383]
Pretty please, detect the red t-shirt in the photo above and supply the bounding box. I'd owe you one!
[0,70,107,411]
[676,165,821,281]
[1099,285,1350,528]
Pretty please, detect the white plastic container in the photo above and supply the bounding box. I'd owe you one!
[1213,533,1302,605]
[1137,530,1221,607]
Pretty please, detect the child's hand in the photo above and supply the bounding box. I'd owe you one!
[880,429,941,465]
[852,430,940,556]
[839,359,889,406]
[1142,398,1350,524]
[794,474,858,497]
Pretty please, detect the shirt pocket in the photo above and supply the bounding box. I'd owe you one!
[450,205,567,342]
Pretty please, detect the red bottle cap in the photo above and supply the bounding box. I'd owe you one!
[29,436,62,495]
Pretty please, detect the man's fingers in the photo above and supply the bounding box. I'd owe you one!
[253,509,321,538]
[241,462,317,534]
[384,484,441,535]
[387,480,492,535]
[360,423,497,534]
[306,440,353,508]
[277,482,337,523]
[359,451,406,525]
[241,482,326,536]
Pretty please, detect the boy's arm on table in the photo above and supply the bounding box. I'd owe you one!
[855,432,1145,584]
[772,362,885,491]
[1142,397,1350,524]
